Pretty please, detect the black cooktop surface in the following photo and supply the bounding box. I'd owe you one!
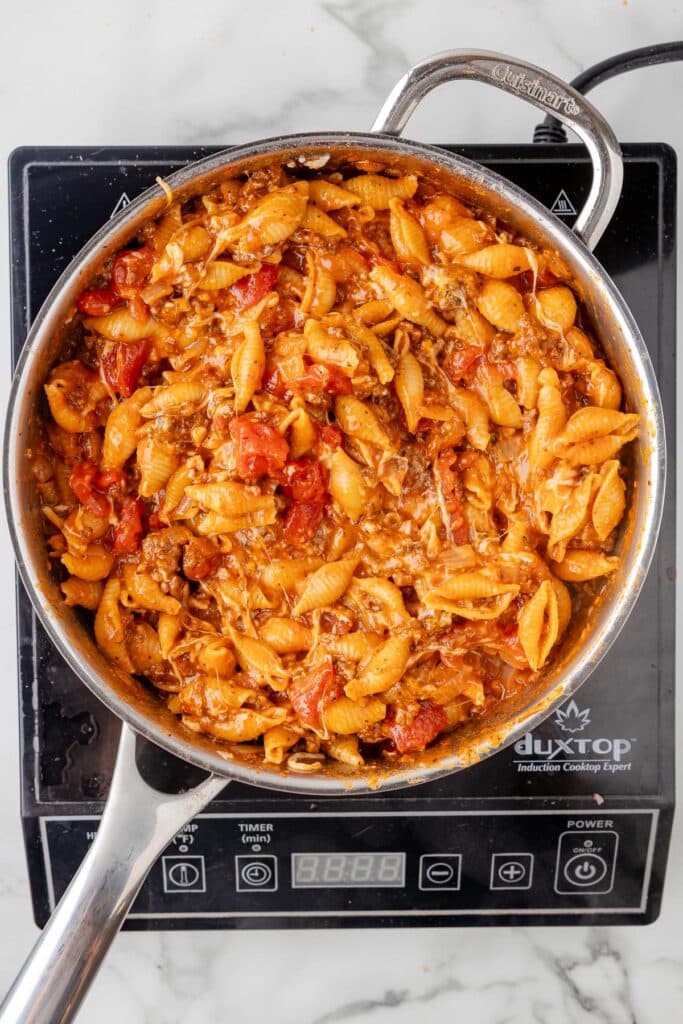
[8,143,675,928]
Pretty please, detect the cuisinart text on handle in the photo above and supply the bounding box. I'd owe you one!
[491,63,581,115]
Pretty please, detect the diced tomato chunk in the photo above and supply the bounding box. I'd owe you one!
[279,458,328,504]
[101,337,151,397]
[282,501,325,546]
[111,247,154,298]
[229,415,289,480]
[443,346,482,382]
[294,362,353,396]
[231,264,279,310]
[262,366,290,399]
[77,287,121,317]
[69,461,109,517]
[289,660,342,729]
[113,496,146,554]
[436,451,469,545]
[315,422,343,451]
[95,468,126,491]
[518,266,559,292]
[389,702,447,754]
[183,536,220,580]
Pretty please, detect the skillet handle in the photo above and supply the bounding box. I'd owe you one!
[371,49,623,252]
[0,725,226,1024]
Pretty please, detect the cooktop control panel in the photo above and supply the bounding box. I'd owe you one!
[40,811,657,925]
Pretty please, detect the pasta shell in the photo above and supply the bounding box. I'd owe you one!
[585,360,622,409]
[61,544,114,582]
[259,617,312,654]
[441,218,494,256]
[324,735,364,767]
[592,461,626,541]
[534,286,577,333]
[345,578,410,629]
[529,368,566,471]
[309,179,360,210]
[301,252,337,316]
[485,384,522,428]
[60,578,103,610]
[551,576,572,638]
[185,481,275,516]
[456,243,531,278]
[323,696,386,734]
[137,437,179,497]
[302,203,347,238]
[264,726,300,765]
[121,565,181,615]
[553,550,619,581]
[178,225,212,262]
[344,635,411,699]
[196,708,289,743]
[453,307,496,347]
[388,198,430,266]
[94,579,133,672]
[231,321,265,413]
[369,265,446,336]
[140,381,206,417]
[322,631,383,660]
[198,261,252,290]
[228,628,289,690]
[287,404,316,458]
[327,448,368,522]
[157,612,182,659]
[292,556,360,616]
[345,320,394,384]
[547,473,596,560]
[518,580,559,671]
[450,387,490,451]
[556,407,639,446]
[259,557,324,593]
[84,307,156,342]
[344,173,418,209]
[476,280,525,333]
[102,387,152,469]
[304,319,358,373]
[228,181,309,252]
[335,395,393,449]
[394,352,424,433]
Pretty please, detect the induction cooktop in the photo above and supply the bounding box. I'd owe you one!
[8,143,675,928]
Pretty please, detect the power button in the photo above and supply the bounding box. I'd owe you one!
[554,831,618,895]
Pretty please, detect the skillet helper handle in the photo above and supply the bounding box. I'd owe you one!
[0,725,226,1024]
[372,49,623,252]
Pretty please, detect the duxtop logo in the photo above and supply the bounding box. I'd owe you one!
[554,700,591,733]
[513,699,634,775]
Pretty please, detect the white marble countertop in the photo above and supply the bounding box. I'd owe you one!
[1,1,682,1021]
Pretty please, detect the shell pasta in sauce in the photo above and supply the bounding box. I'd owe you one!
[34,161,638,770]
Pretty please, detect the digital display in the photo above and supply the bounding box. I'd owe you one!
[291,852,405,888]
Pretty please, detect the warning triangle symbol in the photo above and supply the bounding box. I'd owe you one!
[110,192,132,219]
[550,189,577,217]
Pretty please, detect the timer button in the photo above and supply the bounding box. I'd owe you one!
[554,831,618,895]
[235,854,278,892]
[419,854,462,891]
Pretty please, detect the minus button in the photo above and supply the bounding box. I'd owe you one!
[419,854,462,890]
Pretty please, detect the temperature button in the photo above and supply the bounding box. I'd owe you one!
[419,854,462,891]
[554,831,618,895]
[235,854,278,892]
[162,855,206,894]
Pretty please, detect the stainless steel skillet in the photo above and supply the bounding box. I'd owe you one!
[1,51,665,1023]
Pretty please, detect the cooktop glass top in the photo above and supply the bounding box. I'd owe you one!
[8,144,675,928]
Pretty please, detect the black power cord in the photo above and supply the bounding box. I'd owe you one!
[533,41,683,143]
